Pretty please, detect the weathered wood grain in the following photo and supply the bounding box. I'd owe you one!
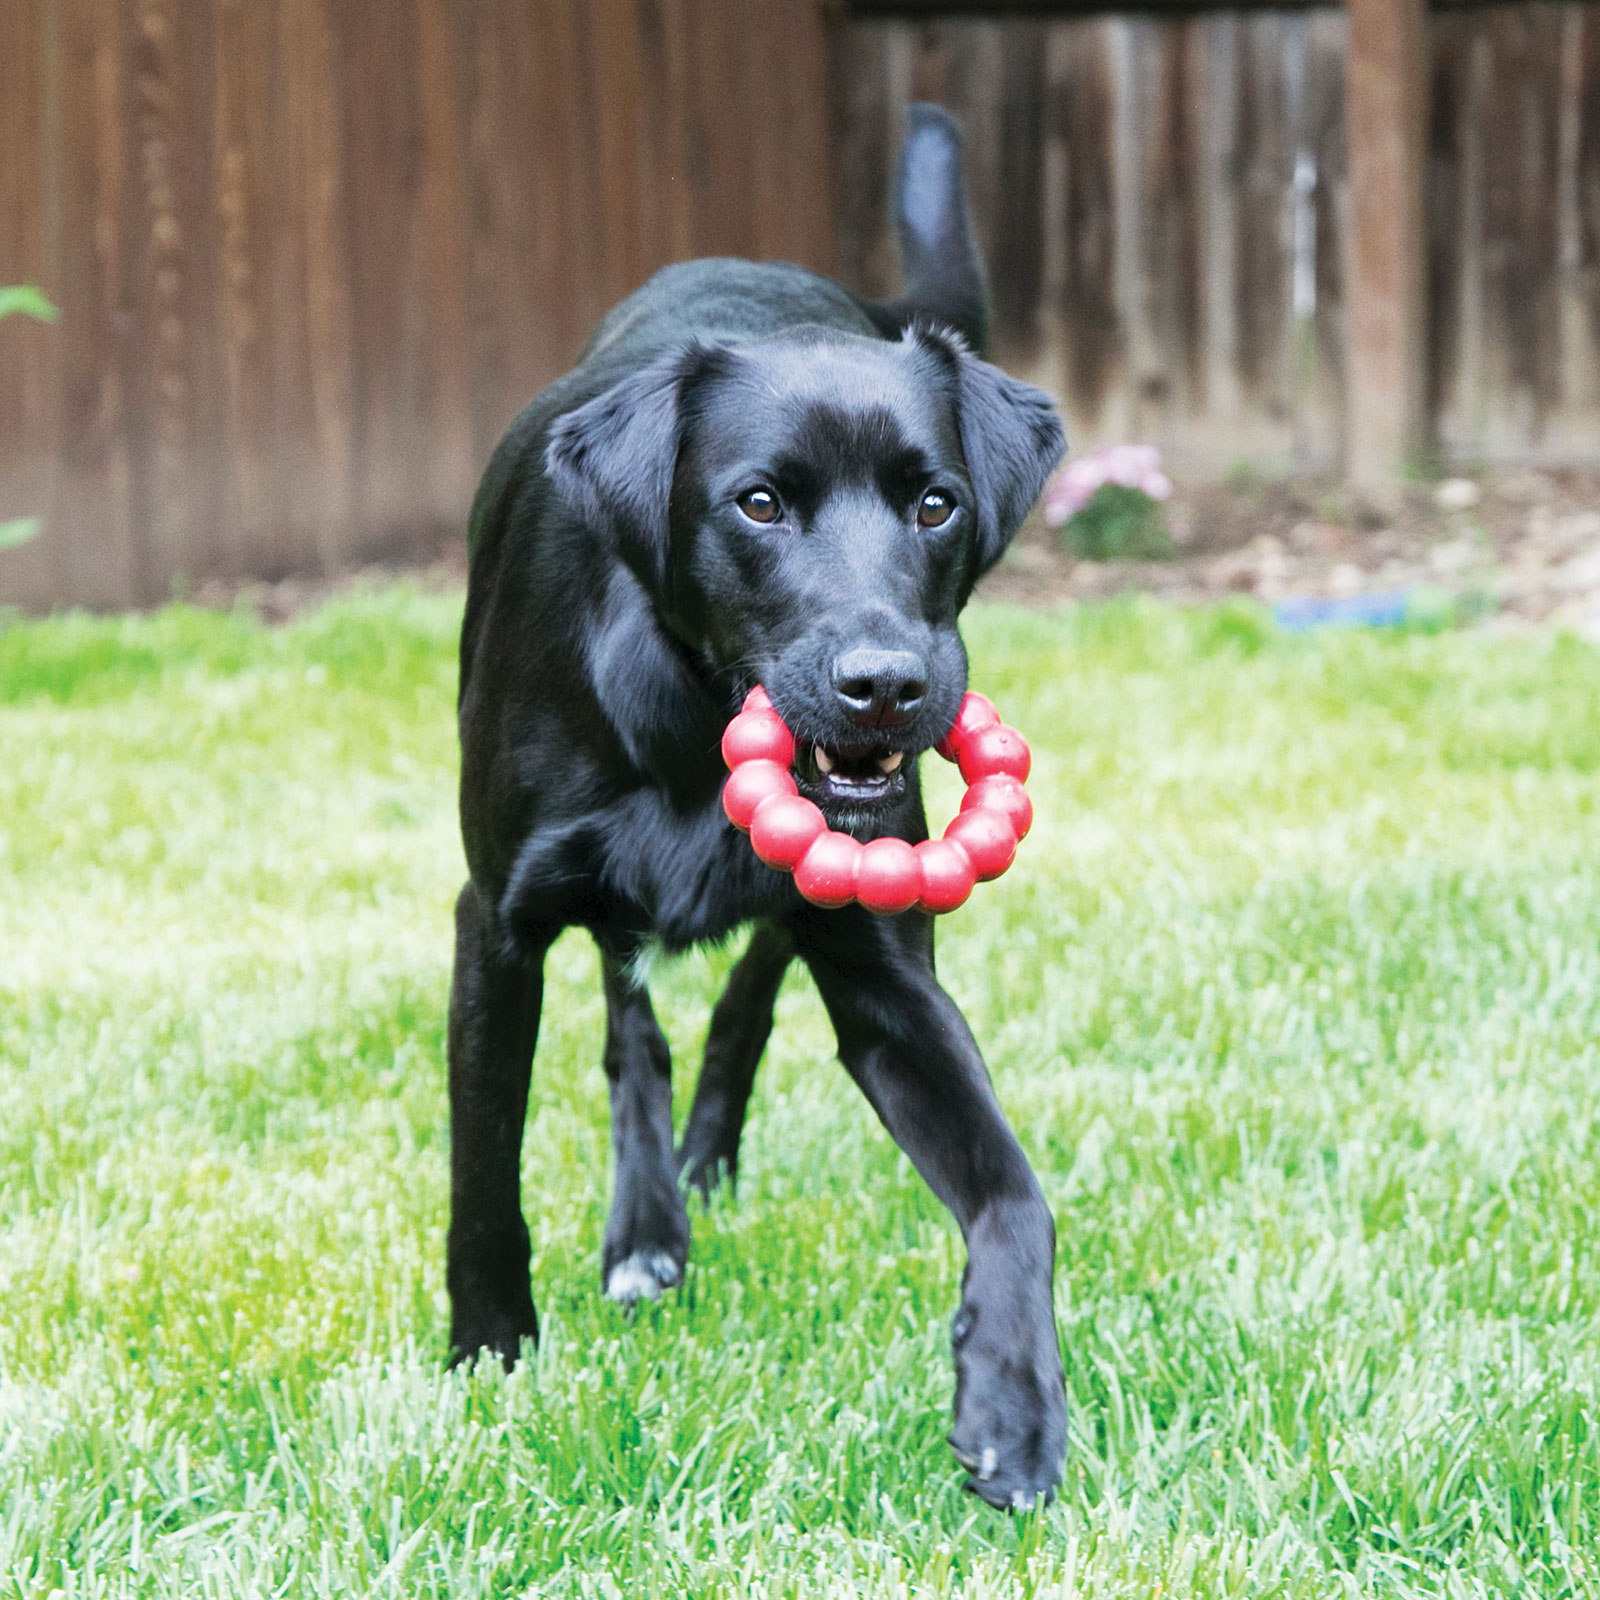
[0,0,60,607]
[832,3,1600,474]
[0,0,835,609]
[7,3,1600,607]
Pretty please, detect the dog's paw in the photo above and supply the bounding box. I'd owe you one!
[677,1139,737,1204]
[604,1249,683,1303]
[948,1303,1067,1512]
[448,1306,538,1373]
[950,1437,1058,1512]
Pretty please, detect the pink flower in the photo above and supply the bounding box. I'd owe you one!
[1042,445,1172,526]
[1104,444,1158,489]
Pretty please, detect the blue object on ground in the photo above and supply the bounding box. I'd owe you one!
[1273,590,1413,631]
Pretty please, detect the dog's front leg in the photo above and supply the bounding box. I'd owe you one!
[446,883,549,1370]
[599,951,691,1301]
[797,909,1066,1509]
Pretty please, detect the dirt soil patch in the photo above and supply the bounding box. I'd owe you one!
[982,467,1600,636]
[197,468,1600,636]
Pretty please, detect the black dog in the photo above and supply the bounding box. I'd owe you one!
[448,105,1067,1508]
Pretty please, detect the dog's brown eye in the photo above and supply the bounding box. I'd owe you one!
[737,488,781,525]
[918,488,955,529]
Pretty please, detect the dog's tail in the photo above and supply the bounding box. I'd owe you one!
[858,104,991,357]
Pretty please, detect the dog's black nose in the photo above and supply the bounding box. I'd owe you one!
[832,648,928,728]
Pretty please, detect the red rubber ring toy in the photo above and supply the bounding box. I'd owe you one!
[720,686,1033,915]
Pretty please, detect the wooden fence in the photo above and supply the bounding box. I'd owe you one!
[0,0,832,609]
[3,2,1599,609]
[833,2,1600,476]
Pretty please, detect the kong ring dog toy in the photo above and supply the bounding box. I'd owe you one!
[721,687,1032,915]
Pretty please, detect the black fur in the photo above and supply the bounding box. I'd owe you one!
[447,105,1068,1509]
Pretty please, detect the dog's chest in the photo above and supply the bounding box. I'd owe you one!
[601,787,795,949]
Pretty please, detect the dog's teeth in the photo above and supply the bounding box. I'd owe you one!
[815,745,835,774]
[979,1447,998,1480]
[877,751,904,774]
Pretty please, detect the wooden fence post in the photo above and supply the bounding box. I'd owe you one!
[1345,0,1428,490]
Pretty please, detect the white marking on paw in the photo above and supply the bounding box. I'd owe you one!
[605,1251,681,1303]
[979,1447,998,1480]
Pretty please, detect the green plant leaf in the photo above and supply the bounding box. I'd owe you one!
[0,517,42,551]
[0,286,60,323]
[1061,484,1175,562]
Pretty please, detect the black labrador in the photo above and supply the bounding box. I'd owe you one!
[449,105,1067,1508]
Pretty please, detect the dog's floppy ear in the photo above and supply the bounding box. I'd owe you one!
[545,344,708,588]
[919,330,1065,580]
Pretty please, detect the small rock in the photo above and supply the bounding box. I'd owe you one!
[1499,471,1555,506]
[1552,552,1600,593]
[1328,562,1365,596]
[1435,478,1482,512]
[1428,538,1477,577]
[1288,521,1348,557]
[1549,512,1600,559]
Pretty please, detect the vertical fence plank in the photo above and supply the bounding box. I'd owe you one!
[123,0,220,597]
[331,0,426,561]
[415,0,475,528]
[1032,23,1073,400]
[636,0,695,273]
[1573,4,1600,444]
[829,15,893,303]
[1236,15,1291,429]
[1347,0,1427,485]
[1199,13,1241,434]
[278,0,356,575]
[992,22,1048,358]
[211,0,276,581]
[1433,10,1488,459]
[1109,18,1150,440]
[48,0,139,609]
[684,0,757,261]
[1059,19,1119,435]
[1308,10,1347,468]
[780,0,834,271]
[531,1,591,385]
[586,0,646,309]
[0,0,60,608]
[1168,20,1204,416]
[1474,8,1561,456]
[462,0,529,457]
[1133,16,1203,434]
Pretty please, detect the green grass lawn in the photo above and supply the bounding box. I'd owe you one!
[3,589,1600,1598]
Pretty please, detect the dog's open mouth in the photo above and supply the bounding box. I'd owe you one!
[794,740,908,806]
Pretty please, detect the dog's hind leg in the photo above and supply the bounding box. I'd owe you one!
[599,953,691,1301]
[446,883,549,1370]
[677,922,795,1199]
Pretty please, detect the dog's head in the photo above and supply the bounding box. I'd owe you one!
[547,326,1063,820]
